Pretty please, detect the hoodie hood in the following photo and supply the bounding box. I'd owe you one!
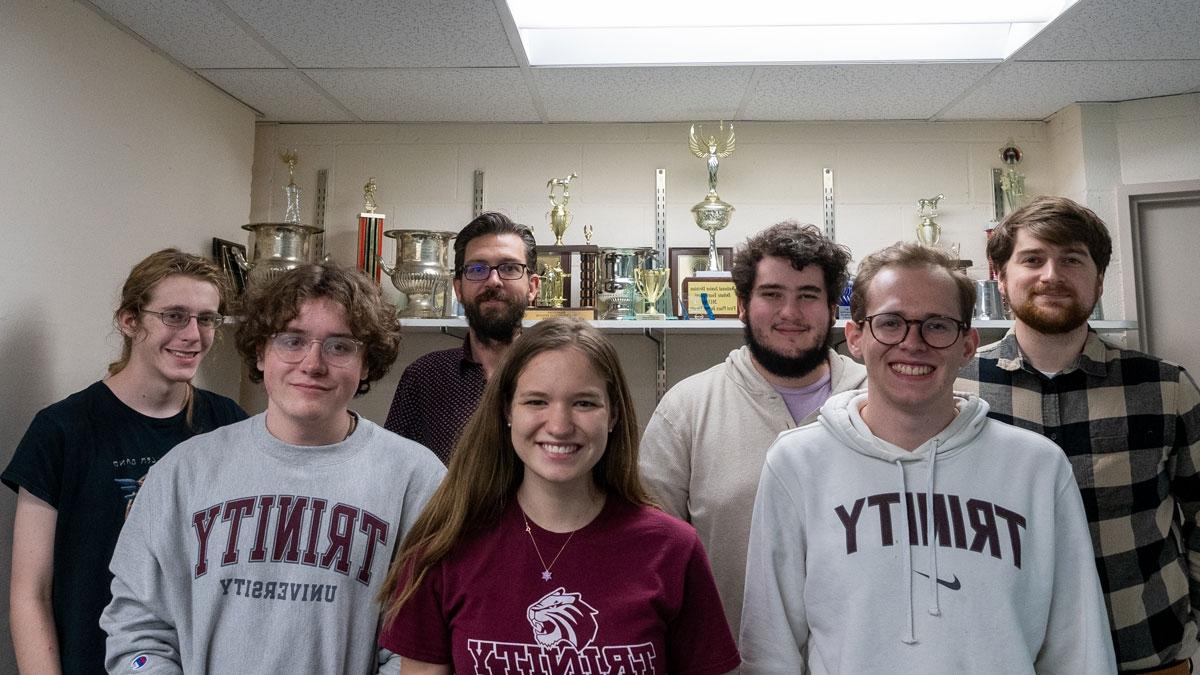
[817,388,992,645]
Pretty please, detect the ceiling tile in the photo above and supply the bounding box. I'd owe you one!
[742,64,997,120]
[939,61,1200,120]
[223,0,518,67]
[1016,0,1200,61]
[532,67,753,122]
[199,69,355,122]
[88,0,282,68]
[304,68,539,122]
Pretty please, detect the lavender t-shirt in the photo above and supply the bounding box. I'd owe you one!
[774,371,832,424]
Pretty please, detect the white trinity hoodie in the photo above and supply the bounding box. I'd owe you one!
[739,390,1116,674]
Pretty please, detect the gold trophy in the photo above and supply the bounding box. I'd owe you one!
[916,194,944,246]
[689,122,736,271]
[280,149,302,224]
[999,140,1026,215]
[634,267,670,320]
[547,173,578,245]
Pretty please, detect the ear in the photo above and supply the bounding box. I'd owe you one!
[452,277,463,304]
[526,273,541,305]
[736,296,747,323]
[256,345,266,373]
[844,320,864,359]
[608,412,618,434]
[117,308,141,337]
[961,327,980,359]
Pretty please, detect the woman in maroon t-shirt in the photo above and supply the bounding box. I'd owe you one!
[379,317,740,675]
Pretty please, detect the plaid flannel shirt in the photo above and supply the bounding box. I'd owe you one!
[957,330,1200,671]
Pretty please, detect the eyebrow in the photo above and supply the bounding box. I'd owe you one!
[754,283,824,292]
[280,329,357,339]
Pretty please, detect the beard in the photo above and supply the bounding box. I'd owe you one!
[1009,285,1094,335]
[463,287,527,345]
[743,317,832,380]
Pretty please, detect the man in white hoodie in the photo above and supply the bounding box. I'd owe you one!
[739,243,1114,674]
[640,222,866,636]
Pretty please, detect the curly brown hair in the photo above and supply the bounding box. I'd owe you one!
[731,221,852,304]
[234,263,400,396]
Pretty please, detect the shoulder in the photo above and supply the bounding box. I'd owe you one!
[612,502,702,550]
[359,421,447,478]
[191,388,246,420]
[977,417,1070,462]
[402,346,463,373]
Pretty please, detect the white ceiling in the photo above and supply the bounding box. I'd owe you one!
[84,0,1200,123]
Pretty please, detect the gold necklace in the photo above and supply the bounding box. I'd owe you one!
[520,509,577,582]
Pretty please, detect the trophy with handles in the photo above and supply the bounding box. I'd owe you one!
[547,173,578,245]
[689,122,736,271]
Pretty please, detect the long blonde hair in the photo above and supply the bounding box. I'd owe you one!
[378,318,650,626]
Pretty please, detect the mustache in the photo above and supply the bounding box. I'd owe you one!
[1030,282,1075,295]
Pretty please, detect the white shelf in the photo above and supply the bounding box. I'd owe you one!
[399,318,1137,333]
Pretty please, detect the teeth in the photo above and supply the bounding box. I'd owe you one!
[892,363,932,376]
[542,444,577,455]
[167,349,197,358]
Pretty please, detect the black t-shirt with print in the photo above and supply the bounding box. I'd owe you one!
[2,381,246,674]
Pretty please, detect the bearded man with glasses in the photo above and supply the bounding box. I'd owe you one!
[102,263,446,674]
[739,242,1115,673]
[384,211,540,464]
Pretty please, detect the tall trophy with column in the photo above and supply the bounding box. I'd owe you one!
[547,173,578,245]
[689,122,736,272]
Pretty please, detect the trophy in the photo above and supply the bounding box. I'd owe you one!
[634,267,670,321]
[583,223,594,245]
[380,229,457,318]
[547,173,578,245]
[916,194,944,246]
[999,140,1026,215]
[689,122,736,271]
[280,149,302,224]
[359,178,386,283]
[542,261,570,308]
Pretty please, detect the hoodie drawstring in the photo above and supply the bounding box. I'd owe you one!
[895,457,917,645]
[927,440,942,618]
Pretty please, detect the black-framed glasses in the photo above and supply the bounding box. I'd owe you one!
[269,332,363,367]
[861,313,967,349]
[141,309,224,329]
[459,262,529,281]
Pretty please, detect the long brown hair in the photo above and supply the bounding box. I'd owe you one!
[108,248,231,376]
[379,317,650,625]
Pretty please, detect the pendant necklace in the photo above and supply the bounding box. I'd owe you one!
[520,509,576,582]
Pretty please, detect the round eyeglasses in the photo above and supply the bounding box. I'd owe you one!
[269,332,363,367]
[142,308,224,329]
[459,262,529,281]
[860,313,967,349]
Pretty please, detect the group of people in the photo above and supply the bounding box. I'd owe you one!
[4,196,1198,674]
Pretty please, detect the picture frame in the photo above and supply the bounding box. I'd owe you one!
[211,237,248,297]
[681,277,739,318]
[668,247,733,318]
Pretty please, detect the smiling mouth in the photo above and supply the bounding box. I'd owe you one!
[891,363,933,376]
[166,349,199,359]
[540,443,579,456]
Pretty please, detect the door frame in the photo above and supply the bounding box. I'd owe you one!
[1118,180,1200,351]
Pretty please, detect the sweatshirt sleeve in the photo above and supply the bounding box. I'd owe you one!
[1035,464,1117,674]
[639,405,691,520]
[101,465,184,675]
[738,452,809,673]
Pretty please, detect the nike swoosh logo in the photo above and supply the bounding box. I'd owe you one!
[913,570,961,591]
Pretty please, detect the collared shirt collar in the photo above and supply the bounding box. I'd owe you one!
[992,328,1107,378]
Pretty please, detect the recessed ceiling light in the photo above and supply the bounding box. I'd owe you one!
[505,0,1078,66]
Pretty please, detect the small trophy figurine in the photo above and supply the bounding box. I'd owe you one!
[280,149,301,224]
[583,224,594,245]
[916,194,944,247]
[363,177,378,214]
[999,141,1026,215]
[689,122,736,272]
[634,267,670,320]
[547,173,578,245]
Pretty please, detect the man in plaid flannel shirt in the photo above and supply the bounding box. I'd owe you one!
[957,196,1200,674]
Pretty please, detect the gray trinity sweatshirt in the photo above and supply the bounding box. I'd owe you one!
[101,413,446,674]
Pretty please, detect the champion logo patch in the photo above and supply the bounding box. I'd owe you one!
[129,655,150,670]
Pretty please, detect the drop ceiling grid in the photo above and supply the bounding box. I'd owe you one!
[305,68,540,121]
[200,69,354,122]
[87,0,282,68]
[1012,0,1200,61]
[530,67,753,122]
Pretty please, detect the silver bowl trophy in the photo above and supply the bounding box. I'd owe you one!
[916,194,944,247]
[596,247,656,319]
[234,149,325,285]
[547,173,578,245]
[380,229,456,318]
[689,122,736,271]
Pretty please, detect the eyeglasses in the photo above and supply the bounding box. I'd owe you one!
[860,313,967,349]
[269,332,363,367]
[459,262,528,281]
[142,309,224,329]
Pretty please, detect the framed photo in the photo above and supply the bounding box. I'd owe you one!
[668,247,733,318]
[211,237,247,296]
[681,277,739,318]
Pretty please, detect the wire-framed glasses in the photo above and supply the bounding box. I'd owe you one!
[142,308,225,329]
[459,262,528,281]
[861,313,967,349]
[269,332,363,367]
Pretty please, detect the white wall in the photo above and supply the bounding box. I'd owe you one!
[0,0,256,668]
[246,120,1051,426]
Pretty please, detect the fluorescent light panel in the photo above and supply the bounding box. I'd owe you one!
[506,0,1077,66]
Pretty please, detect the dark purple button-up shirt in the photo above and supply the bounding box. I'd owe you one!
[384,337,487,465]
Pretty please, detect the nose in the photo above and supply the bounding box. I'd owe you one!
[544,403,574,435]
[482,267,505,287]
[899,321,929,350]
[777,296,803,319]
[1038,259,1062,281]
[299,340,327,372]
[177,315,202,341]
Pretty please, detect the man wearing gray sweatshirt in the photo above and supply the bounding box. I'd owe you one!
[102,263,446,674]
